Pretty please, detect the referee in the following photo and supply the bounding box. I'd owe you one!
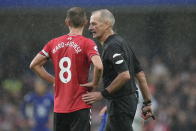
[82,9,154,131]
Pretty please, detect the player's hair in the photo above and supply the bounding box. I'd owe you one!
[66,7,87,28]
[92,9,115,27]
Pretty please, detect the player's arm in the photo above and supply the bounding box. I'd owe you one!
[81,55,103,89]
[21,94,32,119]
[91,55,103,87]
[21,94,35,127]
[30,54,54,84]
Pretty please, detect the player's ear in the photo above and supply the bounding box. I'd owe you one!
[84,18,88,26]
[65,18,70,27]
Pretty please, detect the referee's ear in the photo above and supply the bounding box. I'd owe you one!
[105,20,113,29]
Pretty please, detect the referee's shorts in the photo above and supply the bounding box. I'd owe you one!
[106,92,138,131]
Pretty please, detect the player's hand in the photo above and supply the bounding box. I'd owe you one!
[141,105,155,120]
[82,91,103,104]
[80,82,98,90]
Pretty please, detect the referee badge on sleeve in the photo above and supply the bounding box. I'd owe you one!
[113,53,124,64]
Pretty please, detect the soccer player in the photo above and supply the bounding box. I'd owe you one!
[21,78,53,131]
[82,9,154,131]
[29,7,103,131]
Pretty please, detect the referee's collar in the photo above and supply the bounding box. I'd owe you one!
[104,34,117,44]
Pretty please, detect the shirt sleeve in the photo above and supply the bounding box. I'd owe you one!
[85,39,100,61]
[39,40,53,58]
[107,44,129,73]
[133,53,143,74]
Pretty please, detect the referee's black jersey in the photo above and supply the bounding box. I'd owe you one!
[102,34,142,99]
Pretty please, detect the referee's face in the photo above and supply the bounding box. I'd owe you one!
[89,13,107,40]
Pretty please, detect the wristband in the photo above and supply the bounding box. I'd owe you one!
[101,89,111,99]
[143,100,152,106]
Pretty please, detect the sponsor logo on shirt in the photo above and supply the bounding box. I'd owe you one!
[67,37,72,40]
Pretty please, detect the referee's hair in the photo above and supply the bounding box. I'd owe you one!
[66,7,87,28]
[92,9,115,28]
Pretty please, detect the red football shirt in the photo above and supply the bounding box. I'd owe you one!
[39,34,99,113]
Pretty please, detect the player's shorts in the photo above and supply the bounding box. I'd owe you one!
[106,92,138,131]
[54,108,90,131]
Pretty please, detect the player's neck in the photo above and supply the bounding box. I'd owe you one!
[100,29,114,45]
[68,27,84,36]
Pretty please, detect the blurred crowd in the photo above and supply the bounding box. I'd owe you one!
[142,55,196,131]
[0,53,195,131]
[0,43,196,131]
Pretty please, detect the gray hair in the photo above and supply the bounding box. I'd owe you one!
[92,9,115,27]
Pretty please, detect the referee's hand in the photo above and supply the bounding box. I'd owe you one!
[82,92,103,105]
[141,105,155,120]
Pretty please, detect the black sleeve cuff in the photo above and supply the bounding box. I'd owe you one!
[101,89,111,99]
[143,100,152,106]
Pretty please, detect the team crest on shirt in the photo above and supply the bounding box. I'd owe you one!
[94,46,98,51]
[67,37,72,40]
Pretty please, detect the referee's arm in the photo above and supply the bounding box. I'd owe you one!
[136,71,151,102]
[136,71,155,120]
[104,70,130,94]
